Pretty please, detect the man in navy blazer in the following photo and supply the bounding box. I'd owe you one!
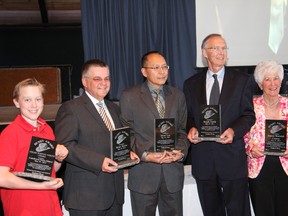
[183,34,255,216]
[120,51,189,216]
[55,59,138,216]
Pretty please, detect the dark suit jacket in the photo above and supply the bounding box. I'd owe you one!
[54,93,124,211]
[183,68,255,180]
[120,82,189,194]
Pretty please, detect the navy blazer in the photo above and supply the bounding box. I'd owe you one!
[183,67,255,180]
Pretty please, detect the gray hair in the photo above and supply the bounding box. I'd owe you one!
[254,60,284,84]
[201,33,225,49]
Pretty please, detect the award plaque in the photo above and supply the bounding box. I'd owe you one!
[14,136,56,182]
[154,118,175,152]
[264,119,287,156]
[193,105,225,141]
[110,127,139,169]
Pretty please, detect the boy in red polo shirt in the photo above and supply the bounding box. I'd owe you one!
[0,78,68,216]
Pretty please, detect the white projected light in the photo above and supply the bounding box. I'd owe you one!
[196,0,288,67]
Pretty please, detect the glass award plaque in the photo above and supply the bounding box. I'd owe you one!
[193,105,225,141]
[14,136,56,182]
[110,127,139,169]
[264,119,287,156]
[154,118,175,152]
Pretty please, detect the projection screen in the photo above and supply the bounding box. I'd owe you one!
[195,0,288,67]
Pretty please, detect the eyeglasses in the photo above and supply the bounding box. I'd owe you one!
[85,76,110,82]
[206,47,228,52]
[143,65,170,71]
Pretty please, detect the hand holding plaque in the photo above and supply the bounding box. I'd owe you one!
[264,119,287,156]
[110,127,139,169]
[14,136,56,182]
[193,105,226,141]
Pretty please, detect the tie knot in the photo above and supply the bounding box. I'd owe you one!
[213,74,218,79]
[153,89,161,96]
[96,101,103,108]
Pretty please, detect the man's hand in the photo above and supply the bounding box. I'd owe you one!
[218,128,234,144]
[145,152,167,163]
[130,151,140,163]
[55,144,69,163]
[187,127,201,144]
[145,150,183,164]
[101,157,118,173]
[169,150,184,162]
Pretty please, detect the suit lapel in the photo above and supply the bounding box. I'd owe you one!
[197,70,208,105]
[219,69,234,113]
[105,100,121,129]
[163,85,172,117]
[81,93,110,133]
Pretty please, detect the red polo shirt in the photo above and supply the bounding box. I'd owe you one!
[0,115,62,216]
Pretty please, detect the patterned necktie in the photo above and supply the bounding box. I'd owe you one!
[96,102,114,131]
[154,89,165,118]
[209,74,220,105]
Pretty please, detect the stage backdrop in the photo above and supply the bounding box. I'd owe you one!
[81,0,196,100]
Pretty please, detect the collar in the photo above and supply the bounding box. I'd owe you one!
[15,115,46,132]
[146,81,164,94]
[85,90,104,105]
[208,67,225,79]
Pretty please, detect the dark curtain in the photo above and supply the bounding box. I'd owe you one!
[81,0,196,100]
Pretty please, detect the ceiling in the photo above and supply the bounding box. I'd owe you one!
[0,0,81,26]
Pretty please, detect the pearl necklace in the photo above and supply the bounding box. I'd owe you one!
[264,98,279,107]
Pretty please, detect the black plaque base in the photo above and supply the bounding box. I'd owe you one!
[147,151,176,155]
[263,152,287,156]
[13,172,54,182]
[192,137,226,142]
[110,158,139,169]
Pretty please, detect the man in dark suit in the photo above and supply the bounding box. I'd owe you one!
[183,34,255,216]
[55,59,138,216]
[120,51,189,216]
